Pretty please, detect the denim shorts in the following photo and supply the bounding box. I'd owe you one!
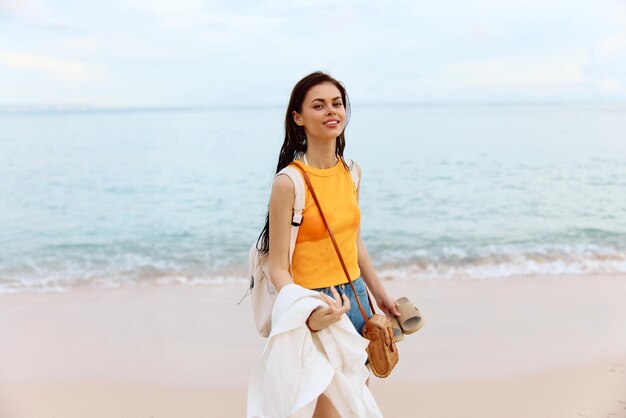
[312,277,373,337]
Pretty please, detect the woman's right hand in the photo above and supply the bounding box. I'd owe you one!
[307,286,350,332]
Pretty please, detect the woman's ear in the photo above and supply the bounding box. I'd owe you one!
[292,111,303,126]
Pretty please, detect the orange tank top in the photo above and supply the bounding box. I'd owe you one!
[291,160,361,289]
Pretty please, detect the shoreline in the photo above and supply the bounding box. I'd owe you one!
[3,270,626,295]
[1,274,625,417]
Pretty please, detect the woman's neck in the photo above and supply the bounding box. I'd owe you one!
[303,138,338,169]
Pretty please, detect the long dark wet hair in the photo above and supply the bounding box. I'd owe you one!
[256,71,352,254]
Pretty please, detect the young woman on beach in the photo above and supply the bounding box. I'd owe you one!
[255,71,401,417]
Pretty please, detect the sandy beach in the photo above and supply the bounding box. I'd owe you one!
[1,274,625,418]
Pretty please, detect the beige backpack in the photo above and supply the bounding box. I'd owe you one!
[245,158,359,337]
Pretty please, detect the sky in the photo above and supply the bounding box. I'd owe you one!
[1,0,625,107]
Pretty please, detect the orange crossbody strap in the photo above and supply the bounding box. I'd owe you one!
[290,161,376,337]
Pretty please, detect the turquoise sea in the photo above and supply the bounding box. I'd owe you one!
[1,104,625,293]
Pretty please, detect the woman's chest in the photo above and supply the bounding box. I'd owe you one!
[298,178,360,242]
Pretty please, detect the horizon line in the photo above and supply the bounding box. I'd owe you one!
[1,100,625,115]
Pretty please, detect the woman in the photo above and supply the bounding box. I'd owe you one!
[257,71,400,417]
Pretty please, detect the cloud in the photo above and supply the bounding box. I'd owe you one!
[395,50,592,102]
[599,35,626,57]
[0,0,86,35]
[124,0,208,17]
[598,78,626,94]
[1,0,625,105]
[122,0,277,33]
[448,54,588,90]
[468,24,490,40]
[0,51,89,78]
[0,0,52,19]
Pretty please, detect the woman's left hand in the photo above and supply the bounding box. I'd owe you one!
[374,289,401,318]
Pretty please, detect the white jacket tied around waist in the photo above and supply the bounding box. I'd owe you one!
[247,284,383,418]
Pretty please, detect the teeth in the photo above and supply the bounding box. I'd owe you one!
[325,121,338,125]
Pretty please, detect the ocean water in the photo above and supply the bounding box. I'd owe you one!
[1,104,625,293]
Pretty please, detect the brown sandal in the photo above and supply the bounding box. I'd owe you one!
[389,315,405,342]
[396,297,424,335]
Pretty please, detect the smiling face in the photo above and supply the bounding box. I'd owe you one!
[293,82,346,142]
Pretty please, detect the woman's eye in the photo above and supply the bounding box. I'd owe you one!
[313,105,323,109]
[333,102,343,107]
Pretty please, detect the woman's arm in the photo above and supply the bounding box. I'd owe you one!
[268,173,349,330]
[355,163,401,318]
[268,174,297,293]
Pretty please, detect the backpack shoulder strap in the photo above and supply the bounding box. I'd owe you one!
[344,158,360,191]
[275,165,305,267]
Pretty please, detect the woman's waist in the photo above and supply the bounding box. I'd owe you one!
[293,267,361,289]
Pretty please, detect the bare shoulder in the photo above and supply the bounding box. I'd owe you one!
[272,173,295,193]
[270,173,295,205]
